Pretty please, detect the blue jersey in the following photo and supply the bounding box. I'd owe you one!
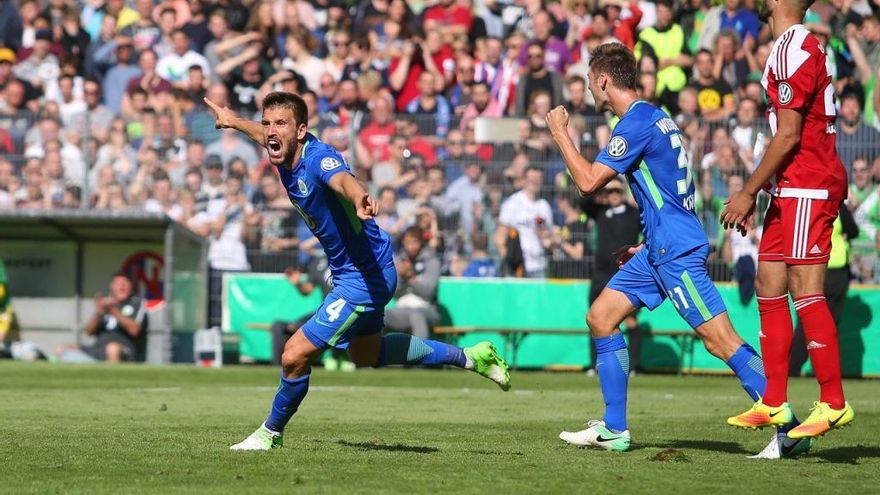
[277,133,394,303]
[595,101,707,265]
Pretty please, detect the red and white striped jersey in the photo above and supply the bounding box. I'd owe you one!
[762,24,847,201]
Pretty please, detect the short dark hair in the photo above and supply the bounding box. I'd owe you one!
[588,43,638,91]
[262,91,309,127]
[402,225,425,242]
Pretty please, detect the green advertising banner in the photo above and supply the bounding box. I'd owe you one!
[225,276,879,376]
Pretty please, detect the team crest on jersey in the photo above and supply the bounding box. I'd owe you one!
[778,82,793,105]
[607,136,628,157]
[297,178,308,195]
[321,157,342,171]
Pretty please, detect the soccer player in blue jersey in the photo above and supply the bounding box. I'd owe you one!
[546,43,809,457]
[203,92,510,451]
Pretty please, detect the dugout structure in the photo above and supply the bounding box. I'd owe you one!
[0,210,207,363]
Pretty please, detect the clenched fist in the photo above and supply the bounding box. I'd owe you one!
[545,105,570,136]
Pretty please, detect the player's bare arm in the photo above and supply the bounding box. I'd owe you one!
[203,97,265,146]
[546,105,618,195]
[328,172,378,220]
[721,108,803,233]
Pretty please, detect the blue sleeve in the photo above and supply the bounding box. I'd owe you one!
[594,116,650,174]
[310,150,352,186]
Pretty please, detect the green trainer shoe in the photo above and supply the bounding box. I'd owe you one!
[230,424,283,451]
[559,420,631,452]
[464,342,511,391]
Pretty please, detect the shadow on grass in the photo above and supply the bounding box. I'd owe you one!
[336,440,439,454]
[812,445,880,465]
[637,440,750,455]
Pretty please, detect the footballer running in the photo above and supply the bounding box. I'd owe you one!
[546,43,809,458]
[204,92,510,451]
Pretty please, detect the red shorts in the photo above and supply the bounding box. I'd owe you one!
[759,196,839,265]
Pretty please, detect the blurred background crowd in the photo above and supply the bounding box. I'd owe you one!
[1,0,880,306]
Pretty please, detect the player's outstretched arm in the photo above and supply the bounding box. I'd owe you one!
[721,108,803,233]
[328,172,378,220]
[203,97,265,146]
[545,106,617,196]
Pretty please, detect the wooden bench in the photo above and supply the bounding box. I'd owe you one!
[434,326,699,373]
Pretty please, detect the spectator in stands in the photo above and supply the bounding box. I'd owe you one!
[850,159,876,209]
[445,157,485,246]
[515,42,564,116]
[248,171,299,272]
[461,231,498,277]
[157,29,211,85]
[729,96,760,160]
[691,49,736,122]
[564,74,601,120]
[200,154,226,200]
[496,166,554,278]
[636,0,690,105]
[713,29,749,91]
[406,71,452,144]
[57,272,147,363]
[518,10,571,73]
[84,0,140,40]
[722,176,760,304]
[13,29,59,92]
[549,189,590,279]
[604,0,643,50]
[191,173,255,326]
[493,32,523,114]
[281,30,326,92]
[385,226,442,340]
[389,29,454,112]
[837,90,880,173]
[459,80,503,132]
[374,185,401,235]
[71,79,116,142]
[720,0,760,44]
[102,37,141,114]
[355,92,396,171]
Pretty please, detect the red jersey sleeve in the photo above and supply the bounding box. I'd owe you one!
[774,39,821,112]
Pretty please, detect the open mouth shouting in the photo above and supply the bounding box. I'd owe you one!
[266,137,285,163]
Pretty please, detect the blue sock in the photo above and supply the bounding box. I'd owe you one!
[376,333,466,367]
[725,344,766,402]
[264,372,310,433]
[726,344,801,431]
[594,333,629,433]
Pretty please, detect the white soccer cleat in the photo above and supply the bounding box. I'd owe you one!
[229,423,283,451]
[748,430,812,459]
[559,419,631,452]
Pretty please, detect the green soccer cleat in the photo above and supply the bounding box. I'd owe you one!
[559,420,631,452]
[229,424,283,451]
[464,342,511,391]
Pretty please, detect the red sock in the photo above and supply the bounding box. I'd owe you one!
[794,294,845,409]
[757,295,793,407]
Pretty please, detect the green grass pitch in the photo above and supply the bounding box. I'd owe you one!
[1,362,878,494]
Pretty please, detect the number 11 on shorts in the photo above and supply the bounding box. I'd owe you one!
[667,287,690,311]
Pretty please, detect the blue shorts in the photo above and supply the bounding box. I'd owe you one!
[301,264,397,350]
[606,245,726,329]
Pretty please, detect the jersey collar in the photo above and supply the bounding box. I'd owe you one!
[626,99,647,114]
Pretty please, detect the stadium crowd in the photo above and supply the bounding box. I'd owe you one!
[1,0,880,288]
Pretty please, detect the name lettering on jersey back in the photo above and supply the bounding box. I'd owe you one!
[655,118,679,135]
